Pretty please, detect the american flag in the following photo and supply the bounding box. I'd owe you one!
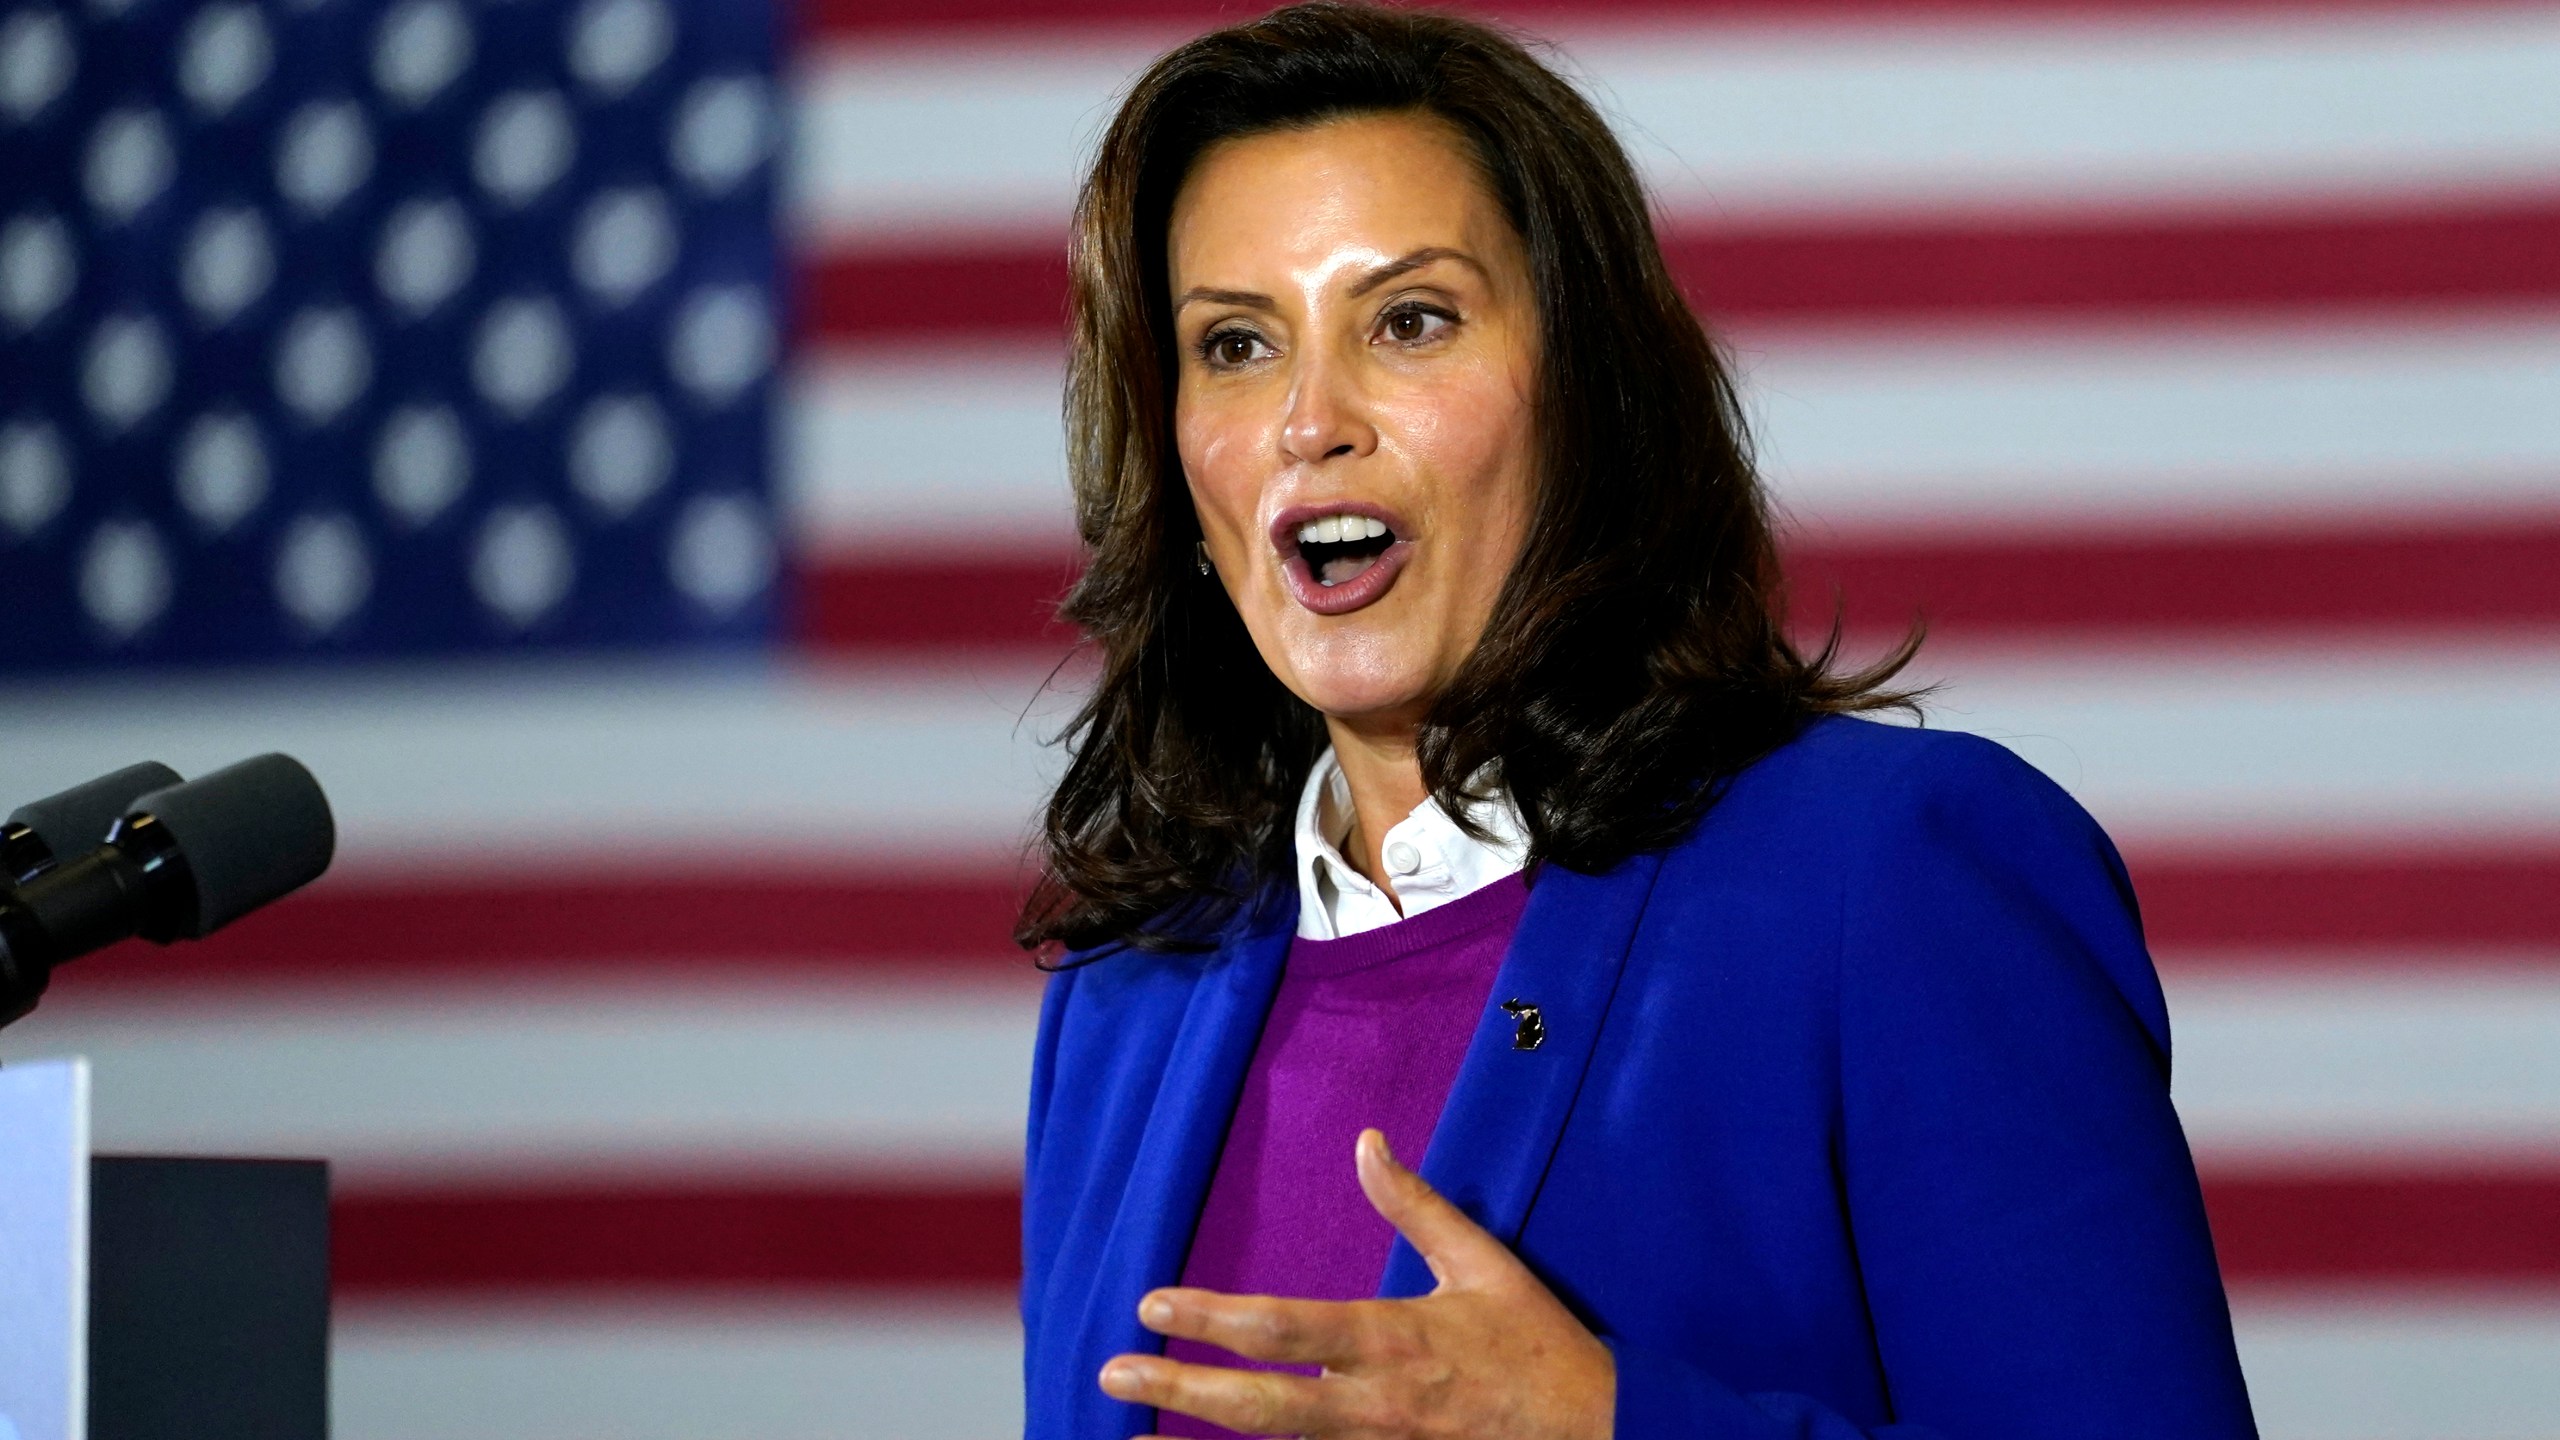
[4,0,2559,1434]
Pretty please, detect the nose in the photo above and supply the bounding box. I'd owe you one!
[1278,353,1376,466]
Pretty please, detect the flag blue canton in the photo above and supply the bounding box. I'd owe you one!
[0,0,781,670]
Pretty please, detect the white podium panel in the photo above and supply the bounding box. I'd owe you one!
[0,1058,88,1440]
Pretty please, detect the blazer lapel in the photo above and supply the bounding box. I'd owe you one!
[1379,852,1665,1299]
[1068,888,1296,1438]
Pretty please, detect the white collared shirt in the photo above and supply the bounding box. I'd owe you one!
[1292,748,1532,940]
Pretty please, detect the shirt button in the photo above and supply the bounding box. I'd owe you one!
[1384,840,1422,875]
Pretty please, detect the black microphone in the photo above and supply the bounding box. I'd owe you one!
[0,754,335,1028]
[3,761,185,885]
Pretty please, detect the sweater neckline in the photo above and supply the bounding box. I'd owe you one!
[1284,871,1530,978]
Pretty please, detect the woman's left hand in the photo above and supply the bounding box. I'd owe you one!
[1097,1128,1616,1440]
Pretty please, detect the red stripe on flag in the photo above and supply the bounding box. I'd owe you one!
[46,846,2560,992]
[2206,1171,2560,1283]
[327,1170,2560,1292]
[1788,517,2560,639]
[1667,199,2560,322]
[60,871,1041,987]
[791,521,2560,656]
[800,0,2511,43]
[790,551,1082,655]
[801,247,1068,347]
[334,1184,1021,1293]
[2135,848,2560,953]
[798,197,2560,343]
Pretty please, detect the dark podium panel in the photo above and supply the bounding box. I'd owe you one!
[89,1157,329,1440]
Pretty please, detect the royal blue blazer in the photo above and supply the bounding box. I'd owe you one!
[1021,715,2258,1438]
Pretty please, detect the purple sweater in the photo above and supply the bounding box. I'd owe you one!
[1157,873,1531,1440]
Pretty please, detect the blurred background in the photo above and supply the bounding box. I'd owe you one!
[3,0,2558,1434]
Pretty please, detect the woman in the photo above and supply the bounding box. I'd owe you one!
[1016,6,2257,1438]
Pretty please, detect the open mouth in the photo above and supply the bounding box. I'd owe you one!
[1296,513,1397,587]
[1272,504,1413,616]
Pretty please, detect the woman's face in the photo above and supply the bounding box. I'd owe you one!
[1168,111,1540,734]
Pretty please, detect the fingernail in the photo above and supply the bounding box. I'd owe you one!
[1100,1361,1140,1394]
[1139,1293,1174,1327]
[1364,1128,1396,1168]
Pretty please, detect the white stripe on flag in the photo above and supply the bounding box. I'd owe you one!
[793,7,2560,243]
[1908,642,2560,847]
[2172,970,2560,1167]
[327,1283,2560,1440]
[2232,1290,2560,1440]
[787,321,2560,553]
[0,659,1070,869]
[0,980,1039,1186]
[8,960,2555,1181]
[8,647,2560,863]
[334,1296,1023,1440]
[786,350,1073,554]
[1739,317,2560,533]
[1574,9,2560,222]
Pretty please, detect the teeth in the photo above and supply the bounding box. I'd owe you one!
[1295,514,1389,545]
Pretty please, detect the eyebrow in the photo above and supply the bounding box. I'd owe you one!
[1172,246,1482,313]
[1347,246,1477,297]
[1174,286,1274,311]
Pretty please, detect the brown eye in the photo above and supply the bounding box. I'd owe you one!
[1381,306,1452,345]
[1199,328,1268,368]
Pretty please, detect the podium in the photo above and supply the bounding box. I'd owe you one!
[0,1060,328,1440]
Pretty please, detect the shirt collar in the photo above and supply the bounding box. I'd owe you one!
[1291,748,1531,941]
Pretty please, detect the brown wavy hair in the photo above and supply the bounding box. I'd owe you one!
[1017,1,1917,955]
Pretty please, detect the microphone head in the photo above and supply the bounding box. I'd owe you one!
[127,754,336,937]
[7,762,185,878]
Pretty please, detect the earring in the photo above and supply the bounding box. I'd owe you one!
[1195,541,1213,576]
